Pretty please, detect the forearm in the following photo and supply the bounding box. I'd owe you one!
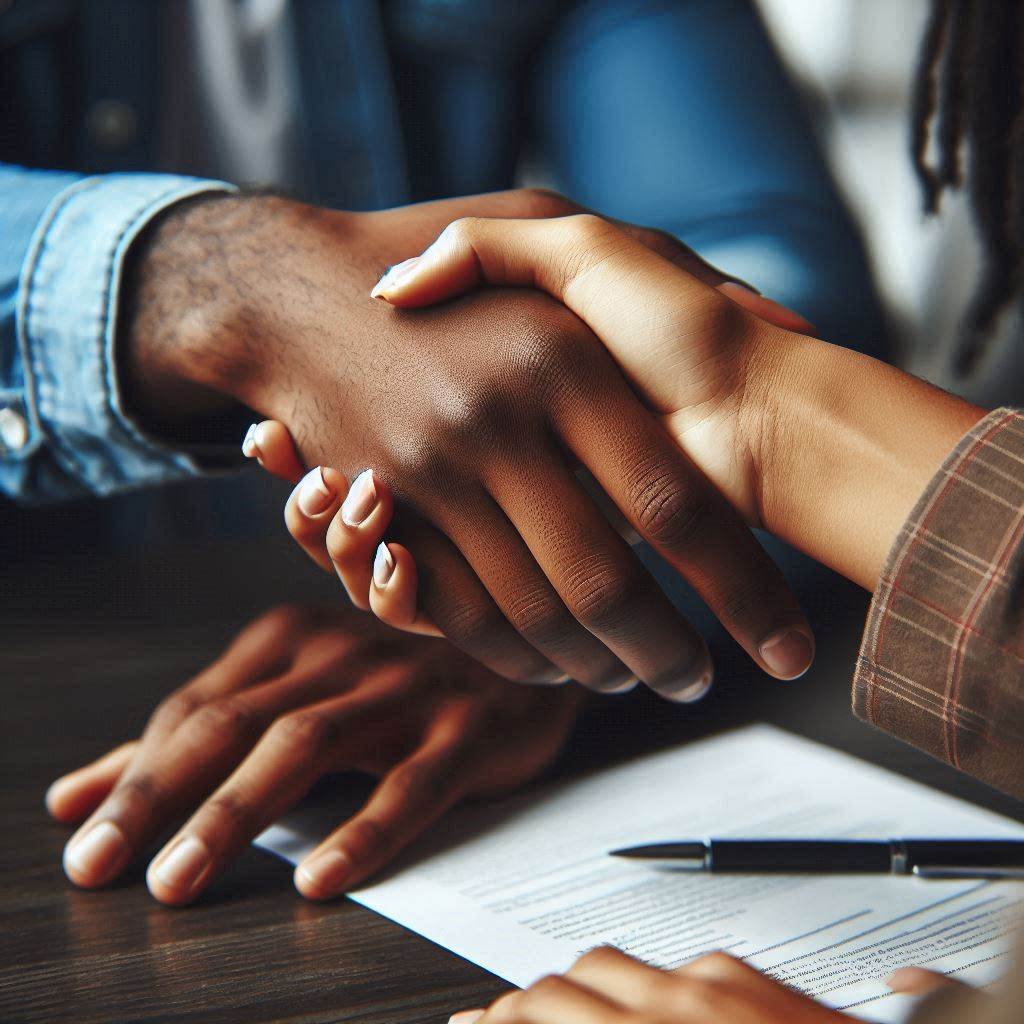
[751,330,985,590]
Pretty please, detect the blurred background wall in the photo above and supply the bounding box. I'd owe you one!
[758,0,1023,408]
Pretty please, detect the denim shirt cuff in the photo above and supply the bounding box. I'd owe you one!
[17,173,238,496]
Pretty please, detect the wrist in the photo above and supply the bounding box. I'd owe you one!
[120,192,356,438]
[741,325,985,589]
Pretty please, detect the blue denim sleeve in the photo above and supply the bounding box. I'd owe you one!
[0,165,237,504]
[535,0,888,358]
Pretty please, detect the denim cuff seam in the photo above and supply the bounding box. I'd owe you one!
[17,176,236,491]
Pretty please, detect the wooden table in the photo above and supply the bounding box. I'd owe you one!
[3,535,1022,1024]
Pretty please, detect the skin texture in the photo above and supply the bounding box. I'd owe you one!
[48,604,583,905]
[451,948,854,1024]
[120,190,814,697]
[446,948,971,1024]
[365,213,986,592]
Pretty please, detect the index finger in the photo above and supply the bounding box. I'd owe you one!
[372,214,813,359]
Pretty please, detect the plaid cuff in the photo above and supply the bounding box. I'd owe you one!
[854,407,1024,799]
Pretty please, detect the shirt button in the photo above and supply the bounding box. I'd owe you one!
[0,407,29,451]
[87,99,139,151]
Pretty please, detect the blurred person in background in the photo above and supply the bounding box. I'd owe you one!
[4,0,884,904]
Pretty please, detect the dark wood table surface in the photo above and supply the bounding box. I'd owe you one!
[3,530,1022,1024]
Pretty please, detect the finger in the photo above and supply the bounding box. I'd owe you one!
[294,707,471,899]
[285,466,350,573]
[717,281,816,334]
[566,946,684,1010]
[371,214,814,335]
[553,365,813,683]
[61,630,358,891]
[140,605,307,752]
[670,951,847,1021]
[146,679,396,906]
[484,446,704,698]
[421,485,635,693]
[323,470,396,610]
[885,967,968,996]
[370,542,442,637]
[242,420,306,482]
[388,513,563,684]
[46,742,138,824]
[477,976,623,1024]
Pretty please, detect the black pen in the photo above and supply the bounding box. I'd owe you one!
[609,839,1024,878]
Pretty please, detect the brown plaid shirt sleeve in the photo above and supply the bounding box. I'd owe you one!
[853,407,1024,800]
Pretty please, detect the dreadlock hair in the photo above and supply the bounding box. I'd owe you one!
[911,0,1024,376]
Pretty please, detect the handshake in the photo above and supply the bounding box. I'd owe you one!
[55,185,972,909]
[128,187,821,698]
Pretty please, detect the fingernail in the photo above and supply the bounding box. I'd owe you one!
[759,629,815,680]
[373,542,395,588]
[448,1012,485,1024]
[529,670,572,686]
[151,835,210,895]
[720,278,762,296]
[298,466,334,517]
[662,665,714,704]
[63,820,126,883]
[296,849,352,898]
[370,256,421,299]
[597,675,640,695]
[341,469,377,526]
[241,422,258,457]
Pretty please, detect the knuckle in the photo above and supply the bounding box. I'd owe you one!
[564,559,644,635]
[153,689,203,730]
[576,946,623,970]
[204,789,255,830]
[671,976,727,1014]
[565,212,612,245]
[487,991,523,1022]
[190,696,262,740]
[717,578,773,628]
[270,709,339,754]
[387,433,452,488]
[438,596,507,651]
[389,760,445,806]
[115,772,162,809]
[439,216,480,247]
[511,317,588,398]
[688,951,744,978]
[432,382,514,453]
[257,603,306,636]
[324,517,355,565]
[523,975,566,1004]
[636,224,685,260]
[632,472,711,550]
[347,816,390,857]
[504,587,575,649]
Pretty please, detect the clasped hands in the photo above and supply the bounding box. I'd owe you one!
[54,191,817,910]
[48,190,982,1022]
[248,202,821,690]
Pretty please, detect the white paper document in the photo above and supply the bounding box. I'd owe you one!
[256,725,1024,1021]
